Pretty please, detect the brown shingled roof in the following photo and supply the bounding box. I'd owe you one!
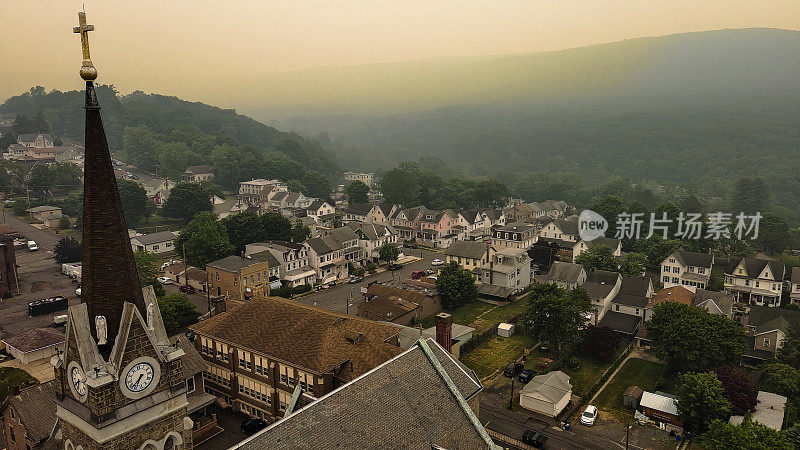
[190,297,402,381]
[6,382,56,444]
[647,286,696,308]
[2,328,64,353]
[175,335,206,378]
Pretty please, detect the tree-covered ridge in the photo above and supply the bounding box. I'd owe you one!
[0,86,340,190]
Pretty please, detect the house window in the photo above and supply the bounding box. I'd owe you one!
[764,338,771,347]
[698,268,705,274]
[615,305,620,312]
[186,377,195,393]
[216,273,220,282]
[755,281,760,288]
[663,276,670,283]
[672,267,679,273]
[234,277,237,286]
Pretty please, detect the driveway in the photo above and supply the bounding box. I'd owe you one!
[292,248,440,314]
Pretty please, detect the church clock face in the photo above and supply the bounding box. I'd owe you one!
[67,361,88,402]
[119,356,161,399]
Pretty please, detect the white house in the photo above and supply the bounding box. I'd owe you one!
[519,371,572,417]
[539,218,579,243]
[790,267,800,304]
[660,248,714,291]
[350,222,398,262]
[544,262,587,290]
[25,205,62,221]
[343,171,374,187]
[244,241,316,287]
[583,270,622,325]
[724,255,784,307]
[130,231,178,254]
[607,275,654,318]
[17,133,54,148]
[306,200,335,221]
[182,165,214,183]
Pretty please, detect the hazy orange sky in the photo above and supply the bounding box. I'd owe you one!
[1,0,798,107]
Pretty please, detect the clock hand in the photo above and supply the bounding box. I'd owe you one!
[135,373,144,386]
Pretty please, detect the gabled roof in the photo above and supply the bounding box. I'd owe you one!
[232,338,494,450]
[551,218,579,235]
[746,306,800,332]
[4,382,56,444]
[598,311,642,334]
[694,289,733,316]
[640,391,678,416]
[726,256,784,280]
[587,270,621,285]
[131,230,177,246]
[520,370,571,403]
[207,255,265,273]
[619,275,652,297]
[248,249,281,268]
[647,286,696,309]
[445,240,489,260]
[17,133,53,143]
[546,261,585,284]
[582,237,621,250]
[352,223,397,241]
[307,199,329,210]
[345,202,373,215]
[185,164,211,174]
[190,297,402,381]
[671,248,713,268]
[270,191,288,201]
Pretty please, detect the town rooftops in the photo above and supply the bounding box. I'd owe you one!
[548,218,579,235]
[2,328,64,353]
[546,261,585,284]
[597,311,642,335]
[345,202,373,215]
[694,289,733,317]
[25,205,61,213]
[587,270,621,285]
[729,391,787,431]
[232,338,494,450]
[4,381,57,444]
[671,248,714,268]
[619,275,652,297]
[445,240,490,260]
[496,222,533,233]
[582,237,621,250]
[307,199,328,210]
[647,286,696,309]
[17,133,53,143]
[190,297,403,381]
[131,230,177,246]
[247,249,281,268]
[207,255,266,273]
[175,334,206,378]
[746,306,800,332]
[185,164,212,174]
[725,255,785,279]
[367,282,438,306]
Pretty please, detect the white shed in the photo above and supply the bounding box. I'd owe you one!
[2,328,65,365]
[519,370,572,417]
[497,323,515,337]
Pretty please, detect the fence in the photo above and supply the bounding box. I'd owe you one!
[459,312,528,354]
[582,341,634,402]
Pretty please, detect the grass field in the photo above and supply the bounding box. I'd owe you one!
[0,367,37,402]
[593,358,666,421]
[461,334,536,379]
[418,299,496,329]
[471,298,528,333]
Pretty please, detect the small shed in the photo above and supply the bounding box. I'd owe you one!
[624,385,644,409]
[519,370,572,417]
[497,323,515,337]
[2,328,65,364]
[640,391,682,429]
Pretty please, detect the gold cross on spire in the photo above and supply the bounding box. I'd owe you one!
[73,11,97,80]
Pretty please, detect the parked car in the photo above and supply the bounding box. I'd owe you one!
[348,276,363,284]
[411,270,426,279]
[431,259,444,266]
[580,405,598,426]
[27,240,38,251]
[240,418,268,435]
[402,241,418,249]
[178,285,196,294]
[503,362,524,378]
[517,369,536,384]
[75,287,81,296]
[522,430,548,448]
[388,263,402,271]
[156,276,172,284]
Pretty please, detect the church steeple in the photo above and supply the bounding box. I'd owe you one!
[76,13,146,347]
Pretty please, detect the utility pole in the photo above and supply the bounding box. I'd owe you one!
[625,420,630,450]
[347,287,353,314]
[205,271,211,317]
[508,372,516,409]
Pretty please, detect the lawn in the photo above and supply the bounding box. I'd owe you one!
[460,334,535,379]
[593,358,667,421]
[0,367,37,402]
[419,300,495,329]
[471,298,528,333]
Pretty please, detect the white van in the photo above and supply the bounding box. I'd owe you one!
[27,240,38,251]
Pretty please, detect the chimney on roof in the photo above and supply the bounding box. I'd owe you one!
[435,312,453,352]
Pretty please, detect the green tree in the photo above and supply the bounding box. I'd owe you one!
[261,213,292,242]
[345,180,370,204]
[777,323,800,369]
[53,237,81,264]
[646,302,745,373]
[756,213,791,255]
[436,261,478,309]
[58,215,71,230]
[699,417,792,450]
[676,371,732,434]
[161,183,212,224]
[759,361,800,400]
[61,193,82,217]
[591,195,625,237]
[618,252,647,275]
[174,212,235,268]
[574,245,617,272]
[133,250,159,287]
[731,177,770,215]
[380,163,421,206]
[122,125,161,172]
[221,211,264,255]
[158,293,199,336]
[291,220,311,243]
[378,243,400,265]
[652,202,681,238]
[300,170,331,198]
[634,237,681,271]
[117,179,150,226]
[520,283,592,354]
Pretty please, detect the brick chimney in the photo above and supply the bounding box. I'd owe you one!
[435,312,453,352]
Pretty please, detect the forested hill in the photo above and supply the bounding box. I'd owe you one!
[0,86,340,195]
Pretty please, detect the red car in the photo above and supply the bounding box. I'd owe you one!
[411,270,426,279]
[178,285,196,294]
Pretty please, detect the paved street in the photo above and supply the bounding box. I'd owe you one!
[292,248,440,314]
[1,211,61,250]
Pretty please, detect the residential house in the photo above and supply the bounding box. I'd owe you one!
[326,226,362,264]
[456,209,490,232]
[306,200,335,222]
[519,371,572,417]
[238,179,287,207]
[207,255,271,300]
[285,192,315,210]
[245,241,316,287]
[608,275,654,318]
[416,209,457,247]
[358,280,442,326]
[349,222,398,262]
[228,337,494,450]
[305,228,359,284]
[491,222,536,250]
[583,270,622,325]
[539,200,569,218]
[660,249,714,291]
[2,328,64,365]
[504,203,539,222]
[725,255,785,307]
[25,205,61,221]
[389,207,417,240]
[182,164,214,183]
[640,391,682,430]
[130,230,177,254]
[544,261,587,290]
[41,210,64,228]
[693,288,734,318]
[741,306,800,364]
[342,203,373,224]
[572,237,623,260]
[175,335,219,445]
[245,250,283,291]
[643,286,697,321]
[482,208,506,227]
[473,247,533,293]
[790,267,800,304]
[189,297,404,421]
[539,217,579,243]
[444,240,493,271]
[17,133,53,148]
[212,195,247,219]
[23,147,58,160]
[1,382,57,450]
[729,391,787,431]
[343,171,375,187]
[54,145,84,164]
[141,178,173,206]
[2,144,27,160]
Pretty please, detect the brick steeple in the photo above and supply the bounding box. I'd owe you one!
[81,80,146,347]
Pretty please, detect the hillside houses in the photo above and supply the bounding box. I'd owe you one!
[660,249,714,291]
[725,255,785,307]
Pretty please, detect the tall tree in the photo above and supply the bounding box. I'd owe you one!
[581,325,621,360]
[756,213,791,255]
[291,220,311,243]
[133,250,164,296]
[699,417,792,450]
[261,213,292,242]
[574,245,617,272]
[646,302,745,373]
[221,212,264,255]
[436,261,478,309]
[759,361,800,400]
[731,177,770,215]
[713,366,758,415]
[161,182,212,224]
[117,179,149,226]
[53,237,81,264]
[345,180,370,204]
[618,252,647,275]
[676,371,732,434]
[520,284,592,354]
[380,163,421,206]
[301,170,331,198]
[378,243,400,265]
[174,212,235,268]
[158,293,199,336]
[591,195,626,237]
[777,323,800,368]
